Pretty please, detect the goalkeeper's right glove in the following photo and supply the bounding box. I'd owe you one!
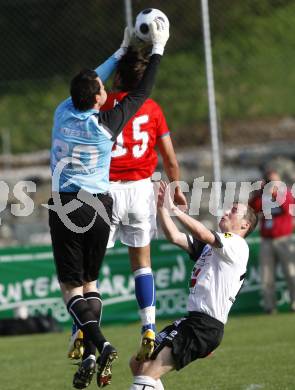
[150,19,169,56]
[114,26,133,60]
[120,26,133,50]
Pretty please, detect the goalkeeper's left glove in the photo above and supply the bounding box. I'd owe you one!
[120,26,132,49]
[150,19,169,56]
[115,27,133,59]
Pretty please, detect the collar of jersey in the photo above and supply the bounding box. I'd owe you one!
[71,107,100,118]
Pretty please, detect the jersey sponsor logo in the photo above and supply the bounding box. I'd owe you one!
[190,267,201,287]
[224,232,233,238]
[200,246,212,260]
[190,246,212,288]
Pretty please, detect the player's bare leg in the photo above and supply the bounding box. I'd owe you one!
[129,347,174,389]
[129,245,156,361]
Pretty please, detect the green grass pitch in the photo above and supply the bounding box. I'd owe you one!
[2,313,295,390]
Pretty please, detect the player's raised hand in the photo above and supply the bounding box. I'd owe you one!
[120,26,133,49]
[115,27,133,59]
[157,181,166,209]
[157,181,175,213]
[150,19,169,55]
[174,187,188,212]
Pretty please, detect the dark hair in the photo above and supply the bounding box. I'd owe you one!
[244,205,258,237]
[113,46,149,91]
[70,69,101,111]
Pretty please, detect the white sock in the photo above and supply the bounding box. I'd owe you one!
[129,375,157,390]
[139,307,156,328]
[155,379,165,390]
[102,341,110,353]
[83,354,96,362]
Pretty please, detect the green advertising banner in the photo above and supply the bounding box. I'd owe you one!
[0,237,291,326]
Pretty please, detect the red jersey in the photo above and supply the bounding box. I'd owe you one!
[101,92,170,181]
[250,188,294,238]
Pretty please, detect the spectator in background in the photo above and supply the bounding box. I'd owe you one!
[249,168,295,314]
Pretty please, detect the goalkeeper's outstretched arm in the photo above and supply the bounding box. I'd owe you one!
[95,27,131,82]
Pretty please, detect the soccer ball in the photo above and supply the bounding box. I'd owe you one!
[134,8,169,43]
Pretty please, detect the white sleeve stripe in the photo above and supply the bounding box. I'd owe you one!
[99,123,113,139]
[92,115,113,139]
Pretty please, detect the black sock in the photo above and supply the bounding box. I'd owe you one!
[82,292,103,359]
[67,295,106,354]
[84,291,103,323]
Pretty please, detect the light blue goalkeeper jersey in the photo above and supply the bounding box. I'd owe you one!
[50,51,120,194]
[50,50,161,194]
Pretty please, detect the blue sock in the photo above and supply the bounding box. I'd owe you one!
[72,321,78,336]
[134,267,156,333]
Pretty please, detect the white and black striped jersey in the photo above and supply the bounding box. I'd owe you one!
[186,232,249,324]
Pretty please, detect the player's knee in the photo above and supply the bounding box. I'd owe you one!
[83,280,98,293]
[131,260,151,271]
[129,246,151,270]
[129,356,153,376]
[129,356,138,375]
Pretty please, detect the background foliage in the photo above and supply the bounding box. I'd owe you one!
[1,0,294,152]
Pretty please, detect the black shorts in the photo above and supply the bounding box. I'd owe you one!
[48,192,113,287]
[152,311,224,371]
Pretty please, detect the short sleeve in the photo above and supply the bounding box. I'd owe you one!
[212,232,249,264]
[186,234,207,262]
[155,103,170,138]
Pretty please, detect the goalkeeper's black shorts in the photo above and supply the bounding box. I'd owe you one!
[48,192,113,287]
[151,311,224,371]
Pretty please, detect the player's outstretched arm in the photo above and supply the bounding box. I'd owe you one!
[95,27,132,82]
[99,20,169,140]
[56,28,132,111]
[157,135,188,210]
[161,181,220,247]
[157,181,191,252]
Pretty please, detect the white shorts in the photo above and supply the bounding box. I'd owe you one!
[107,178,157,248]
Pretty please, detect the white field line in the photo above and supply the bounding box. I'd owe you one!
[244,384,264,390]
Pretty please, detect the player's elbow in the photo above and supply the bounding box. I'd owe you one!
[164,158,179,173]
[129,355,142,375]
[169,235,178,245]
[169,232,184,246]
[163,230,178,245]
[194,230,216,246]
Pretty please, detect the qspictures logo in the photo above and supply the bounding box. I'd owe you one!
[1,156,295,234]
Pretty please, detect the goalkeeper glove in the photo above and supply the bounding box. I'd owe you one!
[150,19,169,56]
[115,27,133,60]
[120,26,132,49]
